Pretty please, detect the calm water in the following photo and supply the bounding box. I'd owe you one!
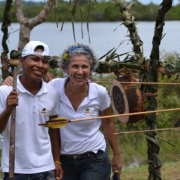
[0,21,180,59]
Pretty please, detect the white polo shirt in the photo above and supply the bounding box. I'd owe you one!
[0,75,59,174]
[49,77,110,154]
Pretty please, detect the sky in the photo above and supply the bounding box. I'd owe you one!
[1,0,178,5]
[60,0,176,5]
[137,0,179,4]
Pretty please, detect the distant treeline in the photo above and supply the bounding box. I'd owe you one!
[1,0,180,22]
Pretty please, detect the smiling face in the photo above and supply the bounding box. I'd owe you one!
[20,48,49,82]
[66,55,91,86]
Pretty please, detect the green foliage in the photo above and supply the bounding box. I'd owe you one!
[0,0,180,22]
[165,4,180,20]
[155,52,180,127]
[92,72,116,89]
[130,2,157,21]
[109,130,180,167]
[49,68,64,78]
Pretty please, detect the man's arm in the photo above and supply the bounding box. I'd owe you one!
[0,91,18,133]
[1,76,13,86]
[49,115,63,180]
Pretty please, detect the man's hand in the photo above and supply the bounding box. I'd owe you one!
[6,91,19,110]
[111,154,123,177]
[54,162,63,180]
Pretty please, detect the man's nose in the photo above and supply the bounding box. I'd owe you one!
[36,60,43,67]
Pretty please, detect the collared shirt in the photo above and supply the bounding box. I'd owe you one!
[49,77,110,154]
[0,75,59,173]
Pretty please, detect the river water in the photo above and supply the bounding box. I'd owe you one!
[0,21,180,59]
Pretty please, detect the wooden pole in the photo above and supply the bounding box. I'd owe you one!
[46,107,180,126]
[9,67,18,180]
[70,107,180,122]
[39,107,180,129]
[94,81,180,85]
[114,127,180,135]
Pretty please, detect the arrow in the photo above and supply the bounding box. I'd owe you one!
[39,107,180,129]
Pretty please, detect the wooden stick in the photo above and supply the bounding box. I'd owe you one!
[9,67,18,180]
[94,81,180,85]
[70,107,180,122]
[44,107,180,128]
[114,81,180,85]
[114,127,180,135]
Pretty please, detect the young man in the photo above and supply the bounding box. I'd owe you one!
[0,41,62,180]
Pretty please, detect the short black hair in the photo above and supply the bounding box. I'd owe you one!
[34,45,44,51]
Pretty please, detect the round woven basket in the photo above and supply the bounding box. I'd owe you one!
[110,76,144,123]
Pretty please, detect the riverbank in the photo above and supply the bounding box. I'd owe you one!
[0,1,180,22]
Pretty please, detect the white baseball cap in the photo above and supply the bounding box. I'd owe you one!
[21,41,50,57]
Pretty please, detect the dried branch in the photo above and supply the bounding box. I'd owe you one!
[9,67,18,180]
[1,0,13,80]
[141,1,173,179]
[150,0,173,67]
[15,0,55,50]
[110,0,143,64]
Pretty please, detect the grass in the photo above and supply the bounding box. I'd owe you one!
[107,130,180,168]
[1,163,179,180]
[108,130,180,179]
[0,172,3,179]
[120,161,180,180]
[0,162,180,180]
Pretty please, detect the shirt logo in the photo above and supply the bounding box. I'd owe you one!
[83,107,96,116]
[41,108,47,114]
[41,108,51,115]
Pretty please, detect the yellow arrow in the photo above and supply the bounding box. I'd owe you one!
[39,107,180,129]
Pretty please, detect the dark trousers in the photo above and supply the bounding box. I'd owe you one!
[3,171,55,180]
[61,150,111,180]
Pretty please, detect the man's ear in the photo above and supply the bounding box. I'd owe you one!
[19,57,24,67]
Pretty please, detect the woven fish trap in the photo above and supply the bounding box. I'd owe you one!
[109,76,144,123]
